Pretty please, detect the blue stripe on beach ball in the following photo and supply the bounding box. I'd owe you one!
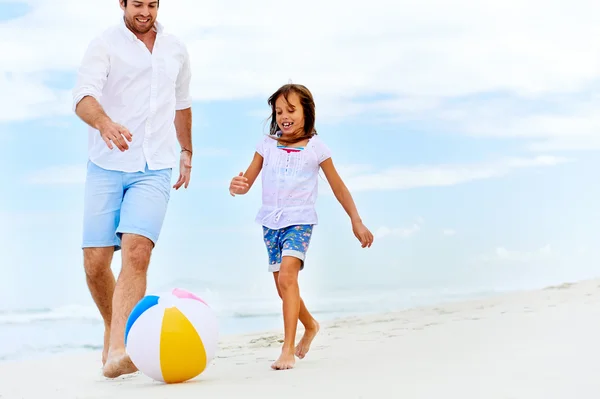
[125,295,160,345]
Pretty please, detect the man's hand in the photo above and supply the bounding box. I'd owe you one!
[173,150,192,190]
[97,119,133,151]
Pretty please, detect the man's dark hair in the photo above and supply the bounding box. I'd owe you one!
[122,0,160,6]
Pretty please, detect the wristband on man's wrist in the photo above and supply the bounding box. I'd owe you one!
[181,148,192,155]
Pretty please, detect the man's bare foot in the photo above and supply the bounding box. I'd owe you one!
[102,326,110,366]
[271,349,295,370]
[295,320,319,359]
[102,350,138,378]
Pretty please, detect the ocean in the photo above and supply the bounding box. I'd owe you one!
[0,281,503,363]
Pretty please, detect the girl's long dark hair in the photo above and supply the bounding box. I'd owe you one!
[267,83,317,146]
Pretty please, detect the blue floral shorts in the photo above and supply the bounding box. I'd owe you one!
[262,224,313,272]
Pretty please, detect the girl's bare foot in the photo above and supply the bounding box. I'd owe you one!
[271,348,296,370]
[295,320,319,359]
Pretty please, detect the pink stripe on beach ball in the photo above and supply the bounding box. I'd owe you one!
[172,288,209,306]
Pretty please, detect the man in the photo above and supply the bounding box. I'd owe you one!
[72,0,193,378]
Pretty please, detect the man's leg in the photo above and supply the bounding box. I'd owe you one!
[83,247,116,365]
[102,234,153,378]
[102,165,172,378]
[81,161,123,365]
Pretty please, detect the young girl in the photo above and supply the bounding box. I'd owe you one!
[228,83,374,370]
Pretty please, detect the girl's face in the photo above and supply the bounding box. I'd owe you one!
[275,92,305,135]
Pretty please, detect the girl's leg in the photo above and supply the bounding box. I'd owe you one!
[272,271,320,359]
[271,256,302,370]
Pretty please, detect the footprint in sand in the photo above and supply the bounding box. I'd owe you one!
[248,335,282,348]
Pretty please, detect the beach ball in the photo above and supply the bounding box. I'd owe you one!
[124,288,218,384]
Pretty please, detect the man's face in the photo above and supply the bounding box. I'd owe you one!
[121,0,159,35]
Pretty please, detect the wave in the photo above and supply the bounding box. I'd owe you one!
[0,286,501,327]
[0,305,103,325]
[0,343,104,362]
[0,285,506,363]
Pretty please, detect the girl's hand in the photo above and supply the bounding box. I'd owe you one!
[352,220,374,248]
[229,172,250,196]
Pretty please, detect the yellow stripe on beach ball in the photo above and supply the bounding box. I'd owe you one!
[160,306,207,384]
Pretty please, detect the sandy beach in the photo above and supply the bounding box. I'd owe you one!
[1,278,599,399]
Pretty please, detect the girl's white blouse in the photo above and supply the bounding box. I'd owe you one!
[254,133,332,230]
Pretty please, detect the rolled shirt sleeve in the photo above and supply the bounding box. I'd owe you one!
[175,43,192,110]
[72,36,110,112]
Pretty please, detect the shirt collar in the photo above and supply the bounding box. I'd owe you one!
[119,16,164,41]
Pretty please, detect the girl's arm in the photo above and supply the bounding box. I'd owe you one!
[243,151,264,189]
[320,158,374,248]
[229,152,263,196]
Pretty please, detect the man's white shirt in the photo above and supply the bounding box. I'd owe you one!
[72,19,192,173]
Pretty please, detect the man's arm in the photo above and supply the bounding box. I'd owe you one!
[75,96,111,131]
[72,37,131,151]
[175,42,193,153]
[173,107,192,190]
[175,107,192,153]
[72,36,111,128]
[172,42,194,189]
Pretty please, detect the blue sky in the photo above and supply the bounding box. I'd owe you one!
[0,0,598,313]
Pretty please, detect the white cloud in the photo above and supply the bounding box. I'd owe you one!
[0,0,597,152]
[421,93,600,152]
[477,244,555,264]
[376,218,422,239]
[348,89,600,152]
[25,146,231,185]
[0,73,72,122]
[26,164,86,185]
[195,147,231,158]
[343,155,569,192]
[442,229,457,237]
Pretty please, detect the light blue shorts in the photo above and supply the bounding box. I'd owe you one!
[82,161,172,250]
